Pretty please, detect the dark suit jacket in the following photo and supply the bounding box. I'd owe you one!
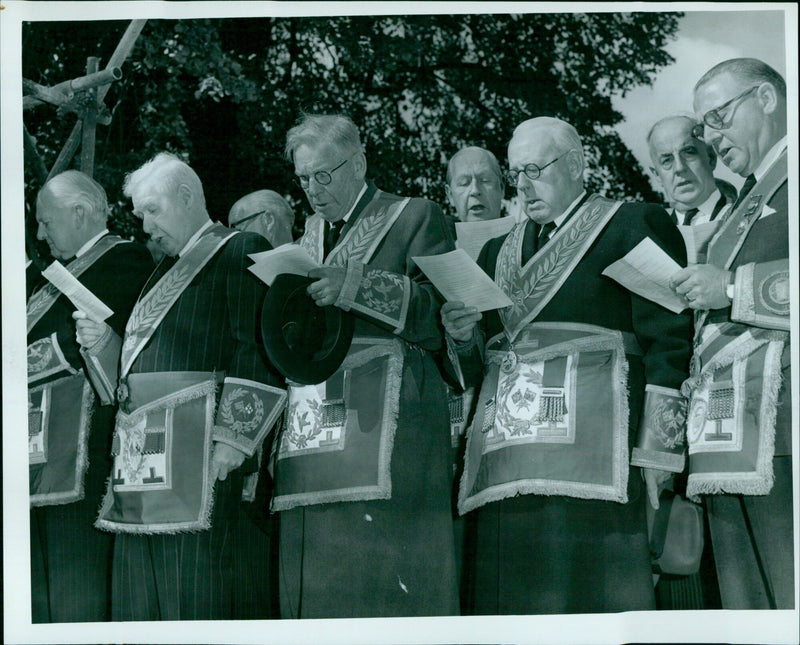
[131,229,280,390]
[461,201,693,400]
[28,237,154,499]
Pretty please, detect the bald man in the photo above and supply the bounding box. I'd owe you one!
[28,170,153,621]
[228,189,294,247]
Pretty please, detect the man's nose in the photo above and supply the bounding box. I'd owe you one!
[704,127,723,148]
[516,172,536,195]
[674,154,687,172]
[468,177,482,194]
[141,214,154,234]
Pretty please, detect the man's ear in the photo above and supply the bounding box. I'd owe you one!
[757,82,779,116]
[177,183,193,208]
[444,183,455,209]
[566,149,584,181]
[72,203,88,229]
[352,151,368,180]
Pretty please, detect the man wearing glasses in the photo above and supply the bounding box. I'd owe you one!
[272,113,458,618]
[441,116,693,614]
[671,58,792,609]
[228,189,295,247]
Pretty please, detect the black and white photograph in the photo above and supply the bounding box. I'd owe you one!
[2,2,798,644]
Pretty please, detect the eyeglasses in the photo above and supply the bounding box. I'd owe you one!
[295,158,349,189]
[692,85,760,138]
[504,151,569,185]
[230,209,266,229]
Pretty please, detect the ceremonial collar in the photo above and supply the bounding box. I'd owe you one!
[178,219,214,257]
[753,135,787,181]
[75,229,109,257]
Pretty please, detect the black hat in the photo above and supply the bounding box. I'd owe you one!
[261,273,354,385]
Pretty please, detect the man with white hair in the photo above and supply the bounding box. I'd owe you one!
[671,58,792,609]
[75,152,286,620]
[272,113,458,618]
[442,116,693,614]
[27,170,153,621]
[228,189,295,246]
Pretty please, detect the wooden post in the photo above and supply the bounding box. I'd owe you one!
[23,126,49,185]
[79,57,100,177]
[43,20,147,179]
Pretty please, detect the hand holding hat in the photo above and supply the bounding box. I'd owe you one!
[261,273,355,385]
[306,266,347,307]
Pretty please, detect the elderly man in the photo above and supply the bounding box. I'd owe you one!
[445,146,504,222]
[648,115,736,227]
[442,116,693,614]
[228,189,294,246]
[27,170,153,621]
[670,58,792,609]
[271,114,458,618]
[75,152,286,620]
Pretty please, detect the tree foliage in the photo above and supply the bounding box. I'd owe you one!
[23,12,681,259]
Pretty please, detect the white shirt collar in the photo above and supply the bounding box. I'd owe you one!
[753,135,787,181]
[179,219,213,257]
[551,191,587,230]
[336,182,368,225]
[75,229,109,258]
[675,188,721,224]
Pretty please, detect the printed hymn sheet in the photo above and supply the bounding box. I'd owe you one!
[601,237,686,314]
[248,244,320,286]
[41,261,114,322]
[412,249,513,312]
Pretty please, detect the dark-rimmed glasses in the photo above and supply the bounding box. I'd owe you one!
[504,151,569,185]
[692,85,760,138]
[230,209,267,229]
[295,158,348,189]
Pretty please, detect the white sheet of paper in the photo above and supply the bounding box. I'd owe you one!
[247,244,320,286]
[41,261,114,322]
[677,220,720,263]
[412,248,513,312]
[455,217,517,261]
[601,237,686,313]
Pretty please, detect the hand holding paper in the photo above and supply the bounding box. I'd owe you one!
[42,261,113,322]
[601,238,686,313]
[412,249,513,312]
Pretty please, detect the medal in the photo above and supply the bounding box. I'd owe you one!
[501,350,517,373]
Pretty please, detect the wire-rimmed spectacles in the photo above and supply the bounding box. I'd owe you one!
[295,158,349,189]
[692,85,760,138]
[230,209,266,229]
[504,151,569,185]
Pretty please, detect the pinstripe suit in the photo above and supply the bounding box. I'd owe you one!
[111,228,282,621]
[29,237,153,623]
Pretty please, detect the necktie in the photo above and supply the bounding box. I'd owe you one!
[732,174,757,211]
[324,219,346,257]
[536,221,556,251]
[683,208,700,226]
